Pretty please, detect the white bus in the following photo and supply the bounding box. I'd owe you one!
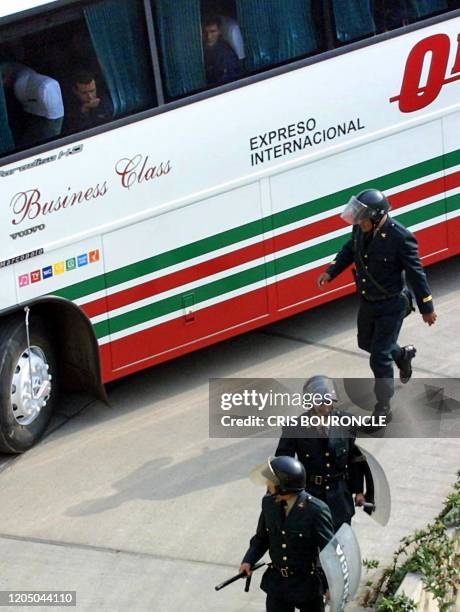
[0,0,459,452]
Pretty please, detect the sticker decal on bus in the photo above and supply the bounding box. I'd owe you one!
[17,249,101,288]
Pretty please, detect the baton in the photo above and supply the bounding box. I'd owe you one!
[362,502,376,510]
[214,562,265,591]
[244,574,252,593]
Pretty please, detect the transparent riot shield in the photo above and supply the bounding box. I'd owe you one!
[358,445,391,526]
[319,524,361,612]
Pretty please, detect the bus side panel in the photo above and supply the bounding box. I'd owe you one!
[0,267,17,312]
[442,113,460,257]
[269,122,447,311]
[102,183,270,371]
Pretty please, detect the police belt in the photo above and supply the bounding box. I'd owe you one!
[269,563,316,578]
[309,473,346,486]
[361,292,400,303]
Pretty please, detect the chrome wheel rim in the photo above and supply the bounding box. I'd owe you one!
[10,346,52,425]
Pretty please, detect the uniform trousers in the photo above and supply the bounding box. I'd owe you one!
[266,593,325,612]
[357,294,406,404]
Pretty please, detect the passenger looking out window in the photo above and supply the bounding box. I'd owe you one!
[203,16,240,85]
[66,69,113,133]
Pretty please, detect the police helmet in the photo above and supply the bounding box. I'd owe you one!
[250,456,306,494]
[270,456,306,494]
[303,375,338,402]
[341,189,391,225]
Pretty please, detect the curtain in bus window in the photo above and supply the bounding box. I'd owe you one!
[332,0,376,42]
[154,0,206,99]
[274,0,317,64]
[409,0,448,18]
[84,0,155,116]
[0,77,14,154]
[237,0,273,70]
[236,0,317,72]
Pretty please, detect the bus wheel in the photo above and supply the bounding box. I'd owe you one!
[0,316,57,454]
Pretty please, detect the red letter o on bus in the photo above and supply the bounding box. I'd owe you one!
[398,34,450,113]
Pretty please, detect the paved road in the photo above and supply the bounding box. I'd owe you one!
[0,256,459,612]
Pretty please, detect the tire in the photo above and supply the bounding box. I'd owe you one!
[0,314,58,454]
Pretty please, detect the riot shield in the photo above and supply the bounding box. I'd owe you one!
[319,524,361,612]
[357,445,391,526]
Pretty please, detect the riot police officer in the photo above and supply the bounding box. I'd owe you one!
[275,376,371,531]
[240,456,334,612]
[317,189,437,419]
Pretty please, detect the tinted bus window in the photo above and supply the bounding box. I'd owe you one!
[153,0,323,101]
[374,1,451,32]
[331,0,376,43]
[0,0,157,158]
[332,0,452,43]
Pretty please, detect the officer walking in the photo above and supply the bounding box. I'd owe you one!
[275,376,371,531]
[317,189,437,419]
[240,456,334,612]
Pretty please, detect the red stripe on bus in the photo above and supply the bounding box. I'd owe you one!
[83,172,459,321]
[82,241,267,319]
[389,170,460,208]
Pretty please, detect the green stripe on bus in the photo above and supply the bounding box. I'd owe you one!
[55,149,460,303]
[446,193,460,213]
[395,198,446,226]
[52,275,106,302]
[95,234,347,338]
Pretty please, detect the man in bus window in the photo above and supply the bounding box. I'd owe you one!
[66,69,112,133]
[317,189,437,421]
[203,16,240,85]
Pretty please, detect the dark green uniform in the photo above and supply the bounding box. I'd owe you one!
[326,217,434,404]
[242,490,334,611]
[275,417,365,530]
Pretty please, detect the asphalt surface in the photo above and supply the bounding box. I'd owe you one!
[0,255,459,612]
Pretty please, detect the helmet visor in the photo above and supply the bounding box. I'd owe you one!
[249,457,280,487]
[341,196,371,225]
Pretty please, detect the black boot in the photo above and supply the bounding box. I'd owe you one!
[372,401,392,423]
[397,345,417,384]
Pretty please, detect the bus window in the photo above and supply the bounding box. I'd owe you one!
[153,0,207,99]
[373,1,450,33]
[0,0,157,157]
[153,0,323,100]
[0,72,14,155]
[331,0,376,44]
[409,1,449,20]
[235,0,321,74]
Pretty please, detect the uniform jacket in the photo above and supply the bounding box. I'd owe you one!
[275,417,365,529]
[242,490,334,601]
[326,217,434,314]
